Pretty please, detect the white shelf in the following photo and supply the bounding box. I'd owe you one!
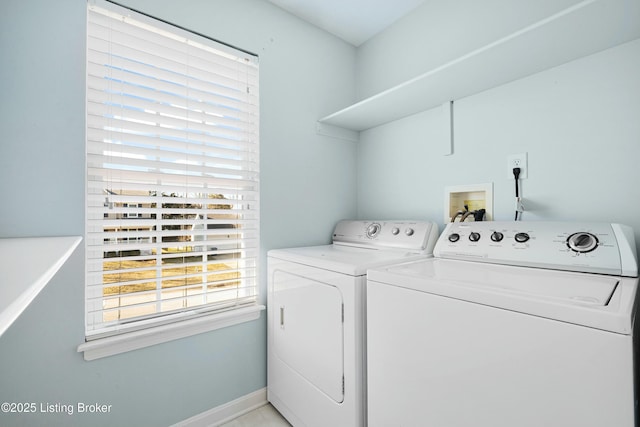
[0,236,82,337]
[318,0,640,133]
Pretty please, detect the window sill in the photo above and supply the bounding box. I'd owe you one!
[77,304,265,361]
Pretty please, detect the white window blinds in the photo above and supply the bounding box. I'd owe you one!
[86,1,259,338]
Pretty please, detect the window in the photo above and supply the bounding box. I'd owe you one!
[83,0,260,355]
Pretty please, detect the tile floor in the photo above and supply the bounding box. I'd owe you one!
[219,403,291,427]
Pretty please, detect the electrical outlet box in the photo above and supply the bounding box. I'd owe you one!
[507,153,528,179]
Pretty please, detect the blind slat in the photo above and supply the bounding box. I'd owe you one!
[85,65,258,116]
[87,154,258,182]
[86,192,257,206]
[85,105,257,143]
[86,45,258,100]
[87,11,258,71]
[86,114,256,150]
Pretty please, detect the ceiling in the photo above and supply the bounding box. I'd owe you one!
[267,0,427,46]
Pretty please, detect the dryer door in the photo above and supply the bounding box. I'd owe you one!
[272,270,344,403]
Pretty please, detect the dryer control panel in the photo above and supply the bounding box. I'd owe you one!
[333,220,439,254]
[434,221,638,277]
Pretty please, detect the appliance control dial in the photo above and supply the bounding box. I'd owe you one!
[515,232,530,243]
[448,233,460,243]
[405,228,415,236]
[491,231,504,242]
[366,223,381,239]
[391,227,400,235]
[567,232,598,253]
[469,232,481,242]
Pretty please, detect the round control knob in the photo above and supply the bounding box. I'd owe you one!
[448,233,460,243]
[491,231,504,242]
[514,232,530,243]
[366,223,381,239]
[469,232,481,242]
[567,232,598,253]
[391,227,400,235]
[405,228,414,236]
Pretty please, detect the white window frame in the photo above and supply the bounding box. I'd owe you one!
[79,0,263,361]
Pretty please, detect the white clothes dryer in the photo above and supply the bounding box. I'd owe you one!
[267,220,439,427]
[367,221,639,427]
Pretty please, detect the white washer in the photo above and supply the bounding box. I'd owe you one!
[367,221,639,427]
[268,220,439,427]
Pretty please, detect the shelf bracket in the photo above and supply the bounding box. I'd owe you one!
[442,100,453,156]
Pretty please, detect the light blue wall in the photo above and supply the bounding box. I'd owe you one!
[355,0,584,100]
[356,3,640,248]
[0,0,356,426]
[0,0,86,236]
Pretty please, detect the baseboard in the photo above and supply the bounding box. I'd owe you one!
[172,388,267,427]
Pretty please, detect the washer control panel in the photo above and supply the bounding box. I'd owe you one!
[434,221,638,277]
[333,220,439,253]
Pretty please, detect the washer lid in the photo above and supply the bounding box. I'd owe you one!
[368,258,638,334]
[268,244,428,276]
[433,259,618,306]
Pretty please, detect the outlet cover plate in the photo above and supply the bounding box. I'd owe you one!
[507,153,528,179]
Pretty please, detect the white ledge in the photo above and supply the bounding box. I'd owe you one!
[318,0,640,132]
[0,236,82,338]
[78,304,266,361]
